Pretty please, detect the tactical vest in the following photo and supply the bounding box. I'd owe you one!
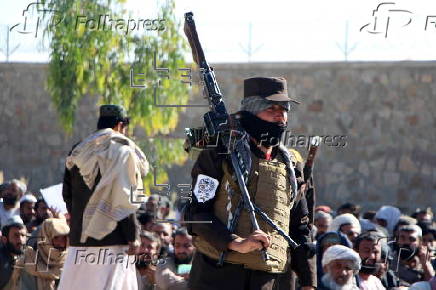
[194,148,296,273]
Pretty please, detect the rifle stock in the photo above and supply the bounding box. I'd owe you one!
[184,12,206,68]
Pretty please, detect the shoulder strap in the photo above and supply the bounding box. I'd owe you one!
[278,145,297,200]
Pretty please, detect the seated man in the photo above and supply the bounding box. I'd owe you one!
[143,194,161,218]
[19,194,37,232]
[390,225,435,286]
[0,180,26,228]
[152,222,174,256]
[419,223,436,270]
[329,213,362,244]
[138,212,155,231]
[316,231,352,287]
[353,232,385,290]
[412,208,433,225]
[29,198,52,229]
[136,230,162,290]
[420,223,435,251]
[376,238,400,289]
[156,227,195,290]
[392,215,418,240]
[314,211,332,240]
[158,197,172,220]
[0,216,28,290]
[319,244,361,290]
[28,198,62,249]
[19,218,70,290]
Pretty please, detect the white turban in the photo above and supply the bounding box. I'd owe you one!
[20,194,37,204]
[315,211,332,221]
[11,179,27,194]
[328,213,361,234]
[322,245,361,270]
[375,206,401,234]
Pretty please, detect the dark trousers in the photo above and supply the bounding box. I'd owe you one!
[189,252,281,290]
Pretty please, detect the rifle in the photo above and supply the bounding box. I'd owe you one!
[304,136,321,182]
[184,11,268,263]
[304,136,321,226]
[184,12,300,266]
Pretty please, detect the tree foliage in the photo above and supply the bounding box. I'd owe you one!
[43,0,189,195]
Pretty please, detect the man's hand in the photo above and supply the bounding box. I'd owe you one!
[125,240,140,255]
[417,245,436,280]
[417,245,430,262]
[228,230,271,254]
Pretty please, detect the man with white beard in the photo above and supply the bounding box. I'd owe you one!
[319,245,361,290]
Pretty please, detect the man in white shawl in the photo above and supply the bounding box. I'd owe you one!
[58,105,149,290]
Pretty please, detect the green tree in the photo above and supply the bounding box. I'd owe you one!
[43,0,189,195]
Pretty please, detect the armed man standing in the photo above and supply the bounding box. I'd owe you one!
[185,77,316,290]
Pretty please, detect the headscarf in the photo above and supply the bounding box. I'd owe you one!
[315,211,332,222]
[375,206,401,234]
[322,244,361,271]
[329,213,361,235]
[21,218,69,290]
[66,128,148,189]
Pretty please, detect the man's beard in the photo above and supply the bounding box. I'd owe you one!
[136,252,153,269]
[35,214,49,226]
[6,241,24,255]
[3,196,19,207]
[321,273,359,290]
[394,243,417,261]
[175,253,193,265]
[136,259,150,269]
[21,215,33,225]
[359,260,380,275]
